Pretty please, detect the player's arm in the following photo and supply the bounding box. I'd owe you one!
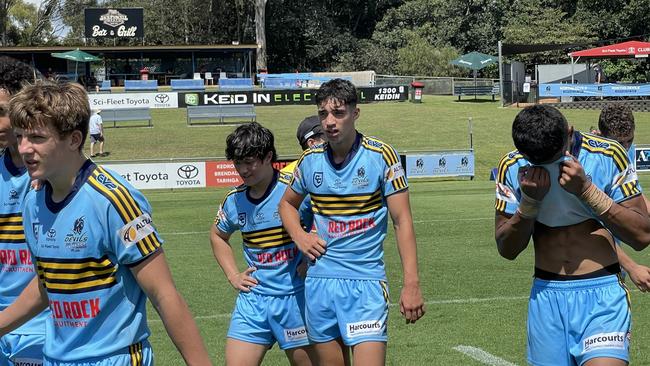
[386,190,425,324]
[0,277,48,336]
[495,166,550,260]
[131,250,212,366]
[209,225,257,292]
[560,153,650,250]
[616,245,650,292]
[279,188,325,260]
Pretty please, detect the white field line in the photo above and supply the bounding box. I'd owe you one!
[158,217,493,236]
[148,295,528,323]
[453,345,519,366]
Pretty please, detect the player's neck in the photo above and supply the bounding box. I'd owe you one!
[6,144,23,168]
[48,154,87,202]
[330,131,357,163]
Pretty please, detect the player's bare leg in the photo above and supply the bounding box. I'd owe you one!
[584,357,627,366]
[352,341,386,366]
[285,345,316,366]
[225,338,267,366]
[312,339,350,366]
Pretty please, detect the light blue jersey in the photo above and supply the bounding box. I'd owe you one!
[215,170,309,296]
[22,160,163,362]
[495,131,640,225]
[0,151,49,335]
[290,132,407,281]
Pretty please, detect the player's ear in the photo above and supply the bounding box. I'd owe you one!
[69,130,84,151]
[353,106,360,121]
[568,125,574,136]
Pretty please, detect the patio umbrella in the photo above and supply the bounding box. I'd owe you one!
[51,48,101,78]
[450,51,498,99]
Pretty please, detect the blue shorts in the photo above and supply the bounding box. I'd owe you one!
[527,274,631,366]
[305,277,389,346]
[42,341,152,366]
[227,290,309,350]
[0,332,44,366]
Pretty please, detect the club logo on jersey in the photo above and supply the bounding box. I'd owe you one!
[9,189,18,200]
[284,326,308,342]
[238,213,247,227]
[65,217,88,251]
[582,332,626,354]
[96,173,117,190]
[353,166,369,188]
[346,320,384,338]
[32,223,41,242]
[118,213,155,248]
[313,172,323,187]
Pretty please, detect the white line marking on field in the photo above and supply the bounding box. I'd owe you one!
[453,345,518,366]
[148,295,528,323]
[158,217,493,236]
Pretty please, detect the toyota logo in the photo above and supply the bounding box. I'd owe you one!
[155,94,170,103]
[177,165,199,179]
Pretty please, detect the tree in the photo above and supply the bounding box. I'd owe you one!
[254,0,267,72]
[1,0,17,46]
[395,33,464,76]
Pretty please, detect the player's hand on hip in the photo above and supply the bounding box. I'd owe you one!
[629,264,650,292]
[559,151,591,195]
[399,284,425,324]
[294,231,326,261]
[518,165,550,201]
[228,267,258,292]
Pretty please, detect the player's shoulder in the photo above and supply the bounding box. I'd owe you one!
[497,150,527,172]
[85,165,151,218]
[579,131,629,169]
[278,170,293,185]
[360,135,394,153]
[221,184,247,204]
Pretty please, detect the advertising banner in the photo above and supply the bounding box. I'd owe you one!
[405,151,474,178]
[103,162,206,189]
[89,92,178,110]
[539,83,650,97]
[635,147,650,172]
[179,86,408,107]
[84,8,144,38]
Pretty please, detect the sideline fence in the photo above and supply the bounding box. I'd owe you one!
[376,75,498,95]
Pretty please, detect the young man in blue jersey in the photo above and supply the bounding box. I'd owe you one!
[495,105,650,366]
[210,122,314,366]
[279,78,425,365]
[0,81,212,365]
[0,56,47,366]
[597,105,650,292]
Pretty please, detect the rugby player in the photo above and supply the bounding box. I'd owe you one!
[0,81,211,365]
[495,104,650,365]
[210,122,315,365]
[279,78,425,366]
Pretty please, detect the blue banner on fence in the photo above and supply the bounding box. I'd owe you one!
[635,147,650,172]
[405,151,474,178]
[540,83,650,97]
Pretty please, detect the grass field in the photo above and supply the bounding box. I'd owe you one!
[92,96,650,364]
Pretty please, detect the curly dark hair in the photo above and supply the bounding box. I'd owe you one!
[512,105,568,164]
[315,78,357,108]
[225,122,277,162]
[0,56,35,94]
[598,105,635,140]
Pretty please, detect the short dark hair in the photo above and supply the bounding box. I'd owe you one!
[512,105,568,164]
[315,78,357,108]
[598,105,634,139]
[225,122,277,162]
[10,81,89,151]
[0,56,35,94]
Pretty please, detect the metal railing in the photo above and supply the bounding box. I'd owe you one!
[376,75,499,95]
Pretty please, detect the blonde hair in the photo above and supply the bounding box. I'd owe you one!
[10,81,89,150]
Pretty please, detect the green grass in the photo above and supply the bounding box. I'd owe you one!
[92,97,650,364]
[144,179,650,365]
[91,95,650,180]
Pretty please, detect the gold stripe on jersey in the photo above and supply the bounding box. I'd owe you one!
[242,225,292,249]
[495,152,524,212]
[580,134,628,172]
[36,256,118,294]
[311,190,383,216]
[130,342,143,366]
[0,213,25,243]
[88,167,162,256]
[214,186,246,224]
[361,136,384,154]
[278,171,293,185]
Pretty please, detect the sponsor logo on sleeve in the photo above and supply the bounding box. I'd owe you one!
[118,213,155,248]
[496,183,518,204]
[612,165,638,190]
[386,163,404,181]
[284,326,308,342]
[346,320,384,338]
[582,332,626,354]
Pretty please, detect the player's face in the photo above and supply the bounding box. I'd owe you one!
[15,124,74,181]
[318,99,359,145]
[0,116,16,149]
[233,152,273,187]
